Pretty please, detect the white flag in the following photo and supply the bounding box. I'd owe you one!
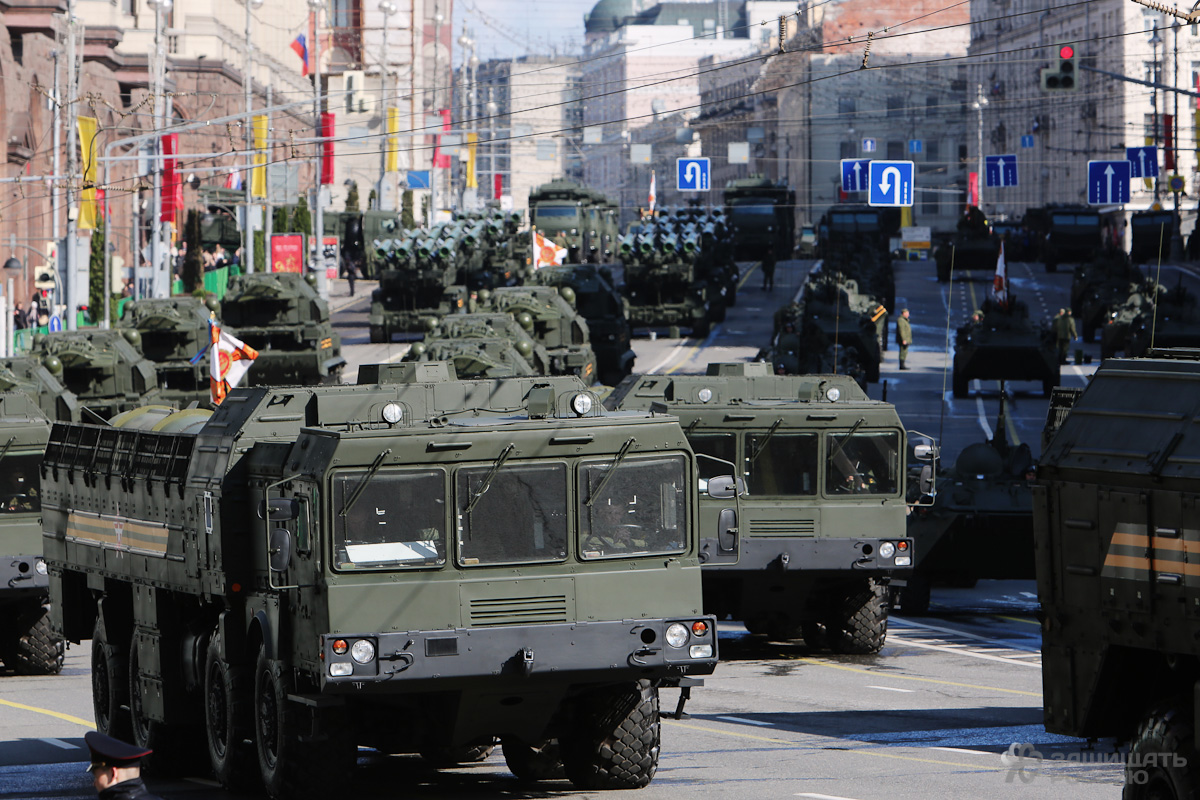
[210,322,258,405]
[648,170,657,213]
[531,229,567,269]
[992,241,1008,308]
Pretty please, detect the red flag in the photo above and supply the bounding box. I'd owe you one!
[321,112,335,185]
[993,241,1008,308]
[161,133,181,226]
[290,35,309,77]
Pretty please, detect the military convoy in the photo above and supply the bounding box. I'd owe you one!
[1035,350,1200,798]
[609,362,935,653]
[723,177,795,258]
[952,299,1059,397]
[118,296,219,409]
[44,362,721,796]
[530,263,635,386]
[221,272,345,386]
[21,329,162,419]
[529,180,619,263]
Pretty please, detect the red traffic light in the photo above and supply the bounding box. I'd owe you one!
[1059,44,1074,59]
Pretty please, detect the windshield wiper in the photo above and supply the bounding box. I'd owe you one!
[464,444,515,515]
[0,436,14,465]
[749,418,784,464]
[339,448,392,517]
[828,417,867,464]
[585,437,636,508]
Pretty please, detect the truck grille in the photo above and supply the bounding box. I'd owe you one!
[749,519,816,536]
[469,595,568,626]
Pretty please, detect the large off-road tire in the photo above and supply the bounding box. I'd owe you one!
[6,605,64,675]
[826,580,888,655]
[561,680,660,790]
[1124,704,1200,799]
[254,645,355,800]
[129,636,204,777]
[205,629,258,791]
[502,737,564,782]
[92,615,132,741]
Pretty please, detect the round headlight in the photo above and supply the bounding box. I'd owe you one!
[34,559,48,576]
[351,639,376,664]
[382,403,403,424]
[571,393,593,416]
[879,542,896,559]
[826,387,841,402]
[665,623,689,648]
[698,388,713,403]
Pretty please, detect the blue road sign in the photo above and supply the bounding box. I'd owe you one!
[1126,146,1159,178]
[862,138,876,153]
[48,315,62,332]
[985,155,1019,188]
[1170,174,1186,192]
[406,170,431,189]
[676,157,710,191]
[868,161,915,207]
[1087,160,1131,205]
[1021,135,1035,149]
[840,159,871,192]
[909,139,923,155]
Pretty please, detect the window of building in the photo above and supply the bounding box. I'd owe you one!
[922,193,940,216]
[887,141,905,160]
[9,31,21,66]
[887,95,905,117]
[839,141,857,160]
[838,96,856,115]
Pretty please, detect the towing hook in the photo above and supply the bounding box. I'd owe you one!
[522,647,534,677]
[775,553,790,571]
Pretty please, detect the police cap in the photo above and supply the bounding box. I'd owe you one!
[84,731,152,772]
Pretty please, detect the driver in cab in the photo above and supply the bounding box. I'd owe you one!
[584,499,647,556]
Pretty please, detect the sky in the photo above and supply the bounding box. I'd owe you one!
[452,0,597,65]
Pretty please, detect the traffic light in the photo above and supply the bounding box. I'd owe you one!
[1040,44,1079,91]
[33,267,56,290]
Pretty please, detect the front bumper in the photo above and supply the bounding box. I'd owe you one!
[0,553,50,597]
[318,616,718,690]
[699,536,913,575]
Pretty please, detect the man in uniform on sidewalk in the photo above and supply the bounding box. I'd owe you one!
[1054,308,1078,365]
[85,731,165,800]
[896,308,912,370]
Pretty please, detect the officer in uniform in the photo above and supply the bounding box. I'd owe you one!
[896,308,912,370]
[1054,308,1078,364]
[85,731,164,800]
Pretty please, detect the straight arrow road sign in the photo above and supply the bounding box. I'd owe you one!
[1125,146,1159,178]
[985,155,1019,188]
[868,161,915,207]
[841,158,871,192]
[1087,160,1131,205]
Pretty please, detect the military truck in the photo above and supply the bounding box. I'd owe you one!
[952,299,1059,397]
[23,329,162,420]
[44,362,721,797]
[529,180,620,263]
[0,392,64,675]
[723,177,796,259]
[619,224,714,338]
[119,296,220,409]
[610,362,935,653]
[1039,205,1103,273]
[1034,350,1200,797]
[934,206,1001,282]
[1130,209,1175,264]
[530,263,636,385]
[221,272,346,386]
[816,205,898,259]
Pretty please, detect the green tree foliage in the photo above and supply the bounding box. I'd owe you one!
[401,189,415,228]
[89,218,106,320]
[273,205,290,233]
[345,182,360,212]
[183,209,205,292]
[254,230,266,272]
[292,195,311,235]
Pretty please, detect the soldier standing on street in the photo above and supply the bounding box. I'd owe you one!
[1054,308,1078,364]
[84,731,165,800]
[896,308,912,370]
[761,244,776,291]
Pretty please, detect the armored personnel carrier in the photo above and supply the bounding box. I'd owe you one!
[44,362,721,796]
[1035,350,1200,797]
[221,272,345,386]
[531,263,635,385]
[934,206,1000,281]
[789,269,884,383]
[118,296,219,409]
[23,329,162,420]
[0,392,64,675]
[952,298,1059,397]
[1069,251,1140,341]
[1100,279,1165,358]
[479,286,599,383]
[610,362,934,653]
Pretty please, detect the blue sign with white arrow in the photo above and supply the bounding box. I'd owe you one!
[1087,160,1131,205]
[985,155,1018,188]
[1021,135,1035,149]
[676,157,710,191]
[1125,146,1159,178]
[862,138,876,153]
[48,315,62,332]
[841,159,871,192]
[868,161,915,207]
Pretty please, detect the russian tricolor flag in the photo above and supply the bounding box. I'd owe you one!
[291,34,309,77]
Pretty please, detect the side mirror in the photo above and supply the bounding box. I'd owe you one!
[919,464,935,497]
[717,508,738,553]
[261,498,300,521]
[269,527,293,572]
[705,475,738,499]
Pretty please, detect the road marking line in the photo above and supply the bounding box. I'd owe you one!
[796,793,867,800]
[716,715,773,726]
[866,685,915,693]
[891,616,1042,652]
[995,614,1041,626]
[886,637,1040,667]
[0,698,94,728]
[796,657,1042,694]
[736,262,761,289]
[664,324,722,375]
[930,746,997,756]
[38,737,79,749]
[973,380,994,438]
[646,340,688,374]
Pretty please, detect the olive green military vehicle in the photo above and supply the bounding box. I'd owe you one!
[479,286,600,384]
[610,362,935,653]
[369,229,468,341]
[1126,285,1200,357]
[723,177,796,259]
[952,299,1059,397]
[324,210,402,279]
[1129,209,1175,264]
[0,357,80,421]
[403,314,549,378]
[0,392,64,675]
[44,362,721,797]
[934,206,1000,282]
[900,398,1034,614]
[1069,251,1140,341]
[221,272,345,386]
[619,223,714,337]
[22,329,162,420]
[1100,280,1165,359]
[771,268,884,384]
[118,296,220,409]
[1034,350,1200,797]
[1039,205,1103,273]
[529,180,619,263]
[530,263,635,385]
[816,205,898,260]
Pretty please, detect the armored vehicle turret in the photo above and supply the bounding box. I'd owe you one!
[221,272,346,386]
[368,228,467,341]
[118,296,219,408]
[1100,279,1165,358]
[530,263,636,385]
[0,392,64,675]
[0,357,80,421]
[1069,251,1140,341]
[952,298,1059,397]
[403,313,550,378]
[480,286,599,383]
[23,329,161,419]
[610,362,935,653]
[45,362,721,796]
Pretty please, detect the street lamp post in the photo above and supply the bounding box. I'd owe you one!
[972,84,987,213]
[147,0,172,301]
[432,5,443,222]
[1171,20,1184,260]
[244,0,264,273]
[457,27,475,209]
[378,0,398,208]
[1151,29,1162,202]
[307,0,327,297]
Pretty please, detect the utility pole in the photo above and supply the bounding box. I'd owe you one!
[244,0,263,273]
[974,83,986,213]
[64,1,79,330]
[1171,17,1184,260]
[51,46,61,304]
[148,0,171,299]
[379,1,397,207]
[307,0,327,297]
[431,2,442,222]
[264,83,273,270]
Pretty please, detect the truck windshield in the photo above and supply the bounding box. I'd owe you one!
[579,454,687,560]
[730,205,776,216]
[456,463,568,566]
[333,469,446,569]
[0,453,41,513]
[536,206,578,219]
[747,432,818,496]
[826,431,900,495]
